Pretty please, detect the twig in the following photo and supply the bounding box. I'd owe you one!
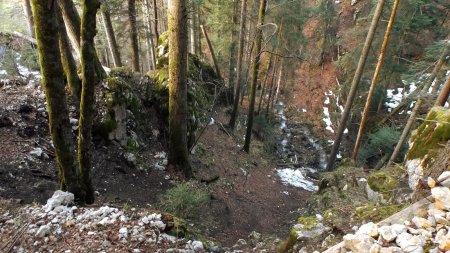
[1,222,29,253]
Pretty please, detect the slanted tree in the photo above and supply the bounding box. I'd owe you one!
[326,0,386,170]
[30,0,84,200]
[436,74,450,106]
[168,0,192,178]
[143,0,157,70]
[21,0,35,38]
[101,3,122,67]
[243,0,267,153]
[228,0,239,102]
[229,0,248,129]
[128,0,140,72]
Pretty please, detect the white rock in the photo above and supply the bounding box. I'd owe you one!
[380,246,402,253]
[191,240,204,251]
[29,147,43,157]
[412,216,432,229]
[356,222,379,238]
[378,226,397,242]
[431,187,450,210]
[395,233,425,253]
[406,159,423,190]
[344,234,375,253]
[35,225,51,237]
[119,227,128,237]
[370,244,381,253]
[437,171,450,188]
[125,153,136,165]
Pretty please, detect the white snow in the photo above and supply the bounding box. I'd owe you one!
[323,107,334,133]
[276,168,318,192]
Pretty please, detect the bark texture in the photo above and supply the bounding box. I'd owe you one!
[21,0,35,38]
[168,0,192,178]
[436,74,450,106]
[243,0,267,153]
[128,0,140,72]
[327,0,385,170]
[153,0,159,43]
[201,25,222,79]
[143,0,157,70]
[101,5,122,67]
[228,0,248,129]
[228,0,239,101]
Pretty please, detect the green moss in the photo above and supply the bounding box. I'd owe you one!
[109,67,133,79]
[407,107,450,160]
[278,229,298,253]
[367,171,398,199]
[354,202,408,222]
[97,111,117,139]
[297,216,318,230]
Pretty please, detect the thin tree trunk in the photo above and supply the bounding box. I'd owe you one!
[273,62,283,109]
[21,0,35,38]
[77,0,100,204]
[436,74,450,106]
[128,0,140,72]
[189,6,196,54]
[386,98,422,168]
[243,0,267,153]
[326,0,385,170]
[56,4,81,101]
[196,7,201,55]
[431,69,446,95]
[258,54,273,114]
[265,56,279,116]
[57,0,105,79]
[168,0,192,178]
[144,0,157,70]
[228,0,239,101]
[352,0,399,160]
[30,0,83,200]
[200,25,222,79]
[228,0,248,129]
[153,0,159,44]
[101,5,122,67]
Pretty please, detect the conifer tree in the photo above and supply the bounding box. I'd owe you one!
[128,0,140,72]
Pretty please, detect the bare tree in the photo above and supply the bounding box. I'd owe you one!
[21,0,35,38]
[101,4,122,67]
[128,0,140,72]
[143,0,157,70]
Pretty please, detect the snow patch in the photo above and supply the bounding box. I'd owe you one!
[276,168,318,192]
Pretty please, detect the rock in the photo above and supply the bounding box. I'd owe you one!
[69,118,78,125]
[35,225,51,237]
[343,234,375,253]
[395,233,425,253]
[431,187,450,210]
[44,190,74,211]
[427,177,436,188]
[378,226,398,242]
[411,216,432,229]
[356,222,379,238]
[119,227,128,238]
[406,159,423,190]
[437,171,450,188]
[29,147,43,157]
[191,240,204,251]
[125,153,136,166]
[351,0,358,5]
[380,246,402,253]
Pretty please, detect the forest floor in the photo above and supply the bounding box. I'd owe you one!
[0,82,324,251]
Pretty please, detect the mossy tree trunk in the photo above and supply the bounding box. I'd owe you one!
[57,0,105,79]
[228,0,248,129]
[77,0,100,204]
[436,74,450,106]
[352,0,399,160]
[168,0,192,178]
[243,0,267,153]
[228,0,239,102]
[21,0,35,38]
[153,0,159,44]
[128,0,140,72]
[326,0,385,170]
[30,0,84,200]
[101,4,122,67]
[258,53,273,114]
[200,25,222,79]
[56,4,81,101]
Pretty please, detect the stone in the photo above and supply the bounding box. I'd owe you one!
[431,187,450,210]
[427,177,436,188]
[351,0,358,5]
[370,244,381,253]
[29,147,43,157]
[437,171,450,188]
[344,234,375,253]
[395,233,425,253]
[379,247,402,253]
[125,153,136,166]
[191,240,204,251]
[378,226,397,242]
[411,216,432,229]
[35,225,51,237]
[356,222,379,238]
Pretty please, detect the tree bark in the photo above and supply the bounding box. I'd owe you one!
[228,0,240,102]
[258,53,273,114]
[77,0,100,204]
[326,0,385,170]
[436,74,450,106]
[101,5,122,67]
[352,0,399,160]
[152,0,159,44]
[229,0,248,129]
[143,0,157,70]
[243,0,267,153]
[56,4,81,101]
[21,0,35,38]
[128,0,140,72]
[265,55,279,116]
[273,62,283,109]
[168,0,192,178]
[57,0,105,79]
[189,6,197,54]
[30,0,84,200]
[200,25,222,79]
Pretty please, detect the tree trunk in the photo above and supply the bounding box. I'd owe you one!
[30,0,84,200]
[229,0,248,129]
[258,53,273,114]
[265,56,279,116]
[57,0,105,79]
[352,0,399,160]
[228,0,239,102]
[326,0,385,170]
[21,0,35,38]
[153,0,159,44]
[273,62,283,109]
[436,74,450,106]
[386,98,422,168]
[101,5,122,67]
[143,0,157,70]
[243,0,267,153]
[128,0,140,72]
[200,25,222,79]
[77,0,100,204]
[56,4,81,101]
[189,6,197,54]
[431,69,446,95]
[168,0,192,178]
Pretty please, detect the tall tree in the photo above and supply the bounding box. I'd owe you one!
[352,0,400,160]
[326,0,386,170]
[168,0,192,177]
[56,4,81,101]
[21,0,35,38]
[101,4,122,67]
[200,25,222,79]
[143,0,157,70]
[228,0,248,129]
[153,0,160,43]
[243,0,267,153]
[30,0,84,200]
[436,74,450,106]
[128,0,140,72]
[228,0,239,101]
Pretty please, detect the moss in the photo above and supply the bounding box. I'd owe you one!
[407,107,450,160]
[97,111,117,139]
[278,229,298,253]
[297,216,318,230]
[109,67,134,79]
[367,171,398,199]
[354,202,408,222]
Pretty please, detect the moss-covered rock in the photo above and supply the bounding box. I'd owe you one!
[367,171,398,199]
